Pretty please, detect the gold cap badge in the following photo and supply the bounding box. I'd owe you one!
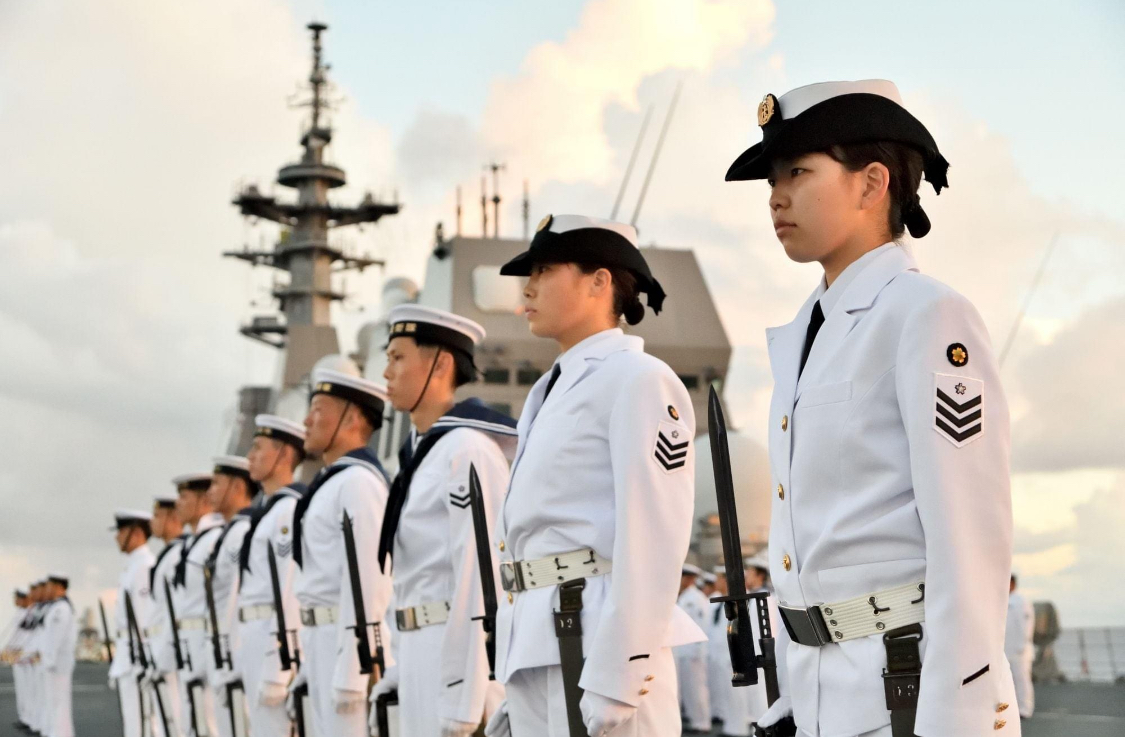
[536,214,553,233]
[758,94,778,126]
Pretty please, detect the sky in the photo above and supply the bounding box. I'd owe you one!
[1,0,1123,631]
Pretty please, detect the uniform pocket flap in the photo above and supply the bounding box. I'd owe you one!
[796,380,852,408]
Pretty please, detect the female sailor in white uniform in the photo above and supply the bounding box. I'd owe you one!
[725,80,1020,737]
[486,214,706,737]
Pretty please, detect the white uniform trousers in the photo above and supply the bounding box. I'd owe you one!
[395,622,503,736]
[707,647,728,724]
[33,663,46,733]
[302,622,367,737]
[149,671,183,737]
[1008,651,1034,718]
[674,642,710,731]
[212,679,248,737]
[507,647,679,737]
[13,662,27,725]
[238,617,292,737]
[45,667,75,737]
[715,673,769,736]
[117,674,147,737]
[182,629,220,737]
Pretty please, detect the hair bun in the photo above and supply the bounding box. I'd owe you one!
[903,198,931,239]
[624,297,645,326]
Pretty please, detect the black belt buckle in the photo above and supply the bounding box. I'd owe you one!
[779,605,832,647]
[394,608,417,631]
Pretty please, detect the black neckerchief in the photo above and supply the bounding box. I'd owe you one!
[239,483,307,575]
[292,447,389,569]
[150,534,188,593]
[376,398,517,573]
[174,524,223,587]
[206,508,254,574]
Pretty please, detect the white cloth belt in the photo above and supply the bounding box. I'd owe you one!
[499,549,612,593]
[177,617,207,631]
[143,625,163,638]
[238,604,275,623]
[395,600,450,631]
[781,580,926,646]
[299,606,338,627]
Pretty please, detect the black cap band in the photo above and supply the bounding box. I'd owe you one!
[254,426,305,449]
[311,381,386,417]
[389,321,476,359]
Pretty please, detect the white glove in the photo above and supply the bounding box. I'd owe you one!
[260,681,287,707]
[107,674,118,691]
[368,665,399,735]
[580,690,637,737]
[484,700,511,737]
[441,718,479,737]
[286,669,308,720]
[333,688,366,714]
[758,694,793,728]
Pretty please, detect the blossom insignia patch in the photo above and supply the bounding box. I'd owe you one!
[933,373,983,447]
[655,420,689,472]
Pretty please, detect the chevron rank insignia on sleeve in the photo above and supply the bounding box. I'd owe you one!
[654,420,689,473]
[450,485,470,509]
[933,373,983,447]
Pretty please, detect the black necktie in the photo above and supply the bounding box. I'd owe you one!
[798,300,825,379]
[543,363,562,399]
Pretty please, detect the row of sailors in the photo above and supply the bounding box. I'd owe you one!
[102,214,706,737]
[1,576,78,737]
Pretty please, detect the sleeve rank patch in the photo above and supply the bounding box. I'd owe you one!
[654,420,689,472]
[933,373,983,447]
[450,485,470,509]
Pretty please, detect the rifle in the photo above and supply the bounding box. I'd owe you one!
[163,579,188,672]
[467,463,498,679]
[121,592,150,735]
[97,598,127,729]
[203,547,248,737]
[707,386,781,704]
[341,511,384,676]
[266,541,308,737]
[125,591,172,737]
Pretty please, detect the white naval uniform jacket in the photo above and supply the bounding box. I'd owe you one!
[495,328,706,707]
[176,512,225,679]
[238,486,303,689]
[42,597,77,673]
[391,416,514,724]
[207,509,252,677]
[110,545,156,680]
[147,536,185,673]
[294,450,394,693]
[765,244,1018,737]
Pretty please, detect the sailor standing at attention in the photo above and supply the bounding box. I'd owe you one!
[368,305,516,737]
[485,214,706,737]
[1004,575,1034,719]
[108,510,157,737]
[724,79,1019,737]
[290,367,394,737]
[41,574,77,737]
[238,414,308,735]
[676,564,712,734]
[205,456,257,737]
[144,493,187,737]
[2,589,31,730]
[174,472,224,737]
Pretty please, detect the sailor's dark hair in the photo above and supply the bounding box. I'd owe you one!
[578,264,645,326]
[407,337,476,388]
[822,141,928,239]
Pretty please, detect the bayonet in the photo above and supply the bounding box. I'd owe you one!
[125,591,172,737]
[707,385,780,702]
[266,541,294,671]
[341,511,384,676]
[467,463,498,679]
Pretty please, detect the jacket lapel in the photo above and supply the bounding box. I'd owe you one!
[767,291,818,411]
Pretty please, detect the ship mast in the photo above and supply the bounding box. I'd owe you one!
[225,21,400,394]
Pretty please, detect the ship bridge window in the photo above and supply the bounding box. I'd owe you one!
[517,368,542,386]
[472,266,525,313]
[483,367,511,385]
[678,374,700,391]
